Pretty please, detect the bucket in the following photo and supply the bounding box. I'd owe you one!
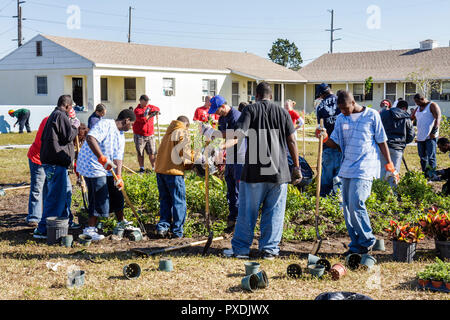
[67,270,85,288]
[128,230,143,241]
[113,227,125,238]
[435,240,450,260]
[287,264,302,278]
[123,263,141,279]
[244,262,260,275]
[159,258,173,272]
[60,235,73,248]
[255,270,269,288]
[373,239,385,251]
[241,274,259,292]
[330,263,347,280]
[360,254,377,270]
[345,253,362,270]
[307,254,320,265]
[307,264,325,278]
[392,241,416,263]
[78,234,92,247]
[46,217,69,245]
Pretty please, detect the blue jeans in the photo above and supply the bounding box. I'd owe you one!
[231,182,288,255]
[37,165,73,234]
[417,138,437,176]
[225,164,239,222]
[321,148,342,197]
[156,174,186,238]
[380,147,403,187]
[341,178,376,253]
[27,159,48,223]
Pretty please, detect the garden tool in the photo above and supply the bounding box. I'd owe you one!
[302,110,306,158]
[311,119,324,256]
[156,114,161,149]
[109,169,147,237]
[122,165,137,175]
[402,156,410,173]
[202,140,214,256]
[75,136,89,211]
[0,184,30,197]
[133,236,224,257]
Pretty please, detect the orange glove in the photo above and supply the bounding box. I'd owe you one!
[384,162,399,184]
[114,175,124,191]
[315,126,328,143]
[98,155,116,171]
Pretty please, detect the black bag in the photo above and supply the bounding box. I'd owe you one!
[314,292,373,300]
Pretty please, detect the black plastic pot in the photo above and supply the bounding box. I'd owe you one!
[287,264,302,278]
[316,258,331,272]
[46,217,69,245]
[392,240,416,263]
[435,240,450,260]
[123,263,141,279]
[345,253,361,270]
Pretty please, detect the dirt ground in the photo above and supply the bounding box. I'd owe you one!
[0,189,448,300]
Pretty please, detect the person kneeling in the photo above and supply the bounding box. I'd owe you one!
[76,109,136,241]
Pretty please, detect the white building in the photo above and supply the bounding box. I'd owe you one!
[0,34,306,131]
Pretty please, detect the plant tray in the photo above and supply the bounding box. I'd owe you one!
[417,281,449,293]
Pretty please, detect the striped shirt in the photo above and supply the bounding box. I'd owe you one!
[330,107,387,180]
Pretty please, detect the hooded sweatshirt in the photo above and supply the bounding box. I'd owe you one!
[155,120,195,176]
[380,107,415,150]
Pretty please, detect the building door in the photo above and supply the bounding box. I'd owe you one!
[72,77,83,107]
[232,82,239,107]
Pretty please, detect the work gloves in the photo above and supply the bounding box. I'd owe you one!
[98,155,116,171]
[291,166,303,186]
[70,117,81,129]
[384,162,399,184]
[114,175,124,191]
[200,123,215,141]
[315,126,328,143]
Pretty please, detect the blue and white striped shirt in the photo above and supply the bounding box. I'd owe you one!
[330,107,387,180]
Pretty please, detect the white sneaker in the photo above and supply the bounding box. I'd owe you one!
[223,248,249,259]
[83,227,105,241]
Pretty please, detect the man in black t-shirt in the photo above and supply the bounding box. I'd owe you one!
[223,82,302,260]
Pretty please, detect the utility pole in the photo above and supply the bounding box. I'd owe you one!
[325,9,341,53]
[128,6,134,43]
[13,0,26,47]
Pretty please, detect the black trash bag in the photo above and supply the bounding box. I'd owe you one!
[314,292,373,300]
[287,154,314,189]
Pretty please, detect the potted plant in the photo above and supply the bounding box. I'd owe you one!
[416,269,431,287]
[385,220,425,263]
[418,207,449,260]
[416,257,449,290]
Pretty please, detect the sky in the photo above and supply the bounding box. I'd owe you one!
[0,0,449,66]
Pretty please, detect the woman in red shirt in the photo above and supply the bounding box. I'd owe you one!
[285,100,304,130]
[25,116,49,226]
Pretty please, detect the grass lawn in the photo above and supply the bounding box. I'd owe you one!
[0,130,449,300]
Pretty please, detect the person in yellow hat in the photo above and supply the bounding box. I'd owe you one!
[9,108,31,133]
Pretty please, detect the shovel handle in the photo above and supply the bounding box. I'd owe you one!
[150,237,224,255]
[315,119,324,239]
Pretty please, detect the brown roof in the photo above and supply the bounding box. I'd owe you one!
[42,34,306,82]
[298,47,450,82]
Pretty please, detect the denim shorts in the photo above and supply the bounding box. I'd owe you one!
[85,176,124,218]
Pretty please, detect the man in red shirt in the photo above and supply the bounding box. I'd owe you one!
[193,96,219,123]
[285,99,304,130]
[25,116,49,227]
[133,94,160,173]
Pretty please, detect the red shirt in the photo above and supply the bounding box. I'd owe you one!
[27,116,49,165]
[193,106,219,122]
[288,110,301,125]
[132,104,160,136]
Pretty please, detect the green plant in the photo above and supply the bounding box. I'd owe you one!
[385,220,425,243]
[418,206,449,241]
[396,171,436,204]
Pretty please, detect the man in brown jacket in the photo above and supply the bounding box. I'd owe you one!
[154,115,195,238]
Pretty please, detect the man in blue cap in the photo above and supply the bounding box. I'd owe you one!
[316,83,342,197]
[201,95,243,233]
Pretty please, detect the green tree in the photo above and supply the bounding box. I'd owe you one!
[268,38,303,71]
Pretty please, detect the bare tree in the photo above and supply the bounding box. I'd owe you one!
[405,67,441,98]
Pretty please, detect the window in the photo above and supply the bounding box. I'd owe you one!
[163,78,175,96]
[124,78,136,101]
[36,41,42,57]
[353,84,364,101]
[405,82,416,106]
[101,78,108,101]
[36,76,47,95]
[440,81,450,101]
[385,83,396,102]
[202,79,217,101]
[273,84,282,102]
[247,81,257,102]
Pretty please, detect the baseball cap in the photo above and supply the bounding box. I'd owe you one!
[316,83,330,98]
[208,95,226,114]
[8,109,14,115]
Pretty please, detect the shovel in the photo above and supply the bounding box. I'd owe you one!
[311,119,324,255]
[202,140,214,256]
[110,169,147,237]
[0,184,30,197]
[75,136,89,211]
